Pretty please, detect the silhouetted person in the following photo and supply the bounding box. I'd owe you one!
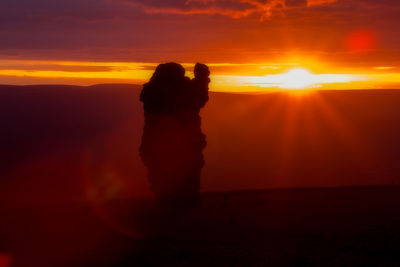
[140,63,209,215]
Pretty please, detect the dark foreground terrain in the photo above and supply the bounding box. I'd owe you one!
[1,186,400,266]
[1,84,400,266]
[1,84,400,193]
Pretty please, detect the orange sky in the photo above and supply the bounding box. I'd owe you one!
[0,59,398,92]
[0,0,400,91]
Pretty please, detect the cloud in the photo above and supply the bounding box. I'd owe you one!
[307,0,338,6]
[122,0,259,19]
[126,0,338,20]
[0,0,399,66]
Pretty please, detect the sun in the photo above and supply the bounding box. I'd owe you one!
[279,68,316,89]
[242,67,362,91]
[246,67,319,90]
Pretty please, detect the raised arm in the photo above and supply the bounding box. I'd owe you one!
[191,63,210,109]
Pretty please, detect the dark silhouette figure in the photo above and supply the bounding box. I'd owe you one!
[140,63,210,213]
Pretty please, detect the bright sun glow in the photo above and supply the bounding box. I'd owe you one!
[277,68,315,89]
[2,59,398,92]
[248,67,363,90]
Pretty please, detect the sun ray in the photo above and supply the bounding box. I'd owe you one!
[311,92,384,183]
[275,95,304,184]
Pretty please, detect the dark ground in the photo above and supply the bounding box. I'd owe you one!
[1,84,400,266]
[1,186,400,266]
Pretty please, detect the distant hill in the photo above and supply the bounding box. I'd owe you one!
[1,84,400,206]
[0,84,141,171]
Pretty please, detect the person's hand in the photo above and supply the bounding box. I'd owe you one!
[194,63,210,79]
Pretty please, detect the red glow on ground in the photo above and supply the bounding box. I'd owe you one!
[0,253,13,267]
[346,30,376,52]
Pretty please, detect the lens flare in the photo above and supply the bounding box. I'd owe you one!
[346,30,376,52]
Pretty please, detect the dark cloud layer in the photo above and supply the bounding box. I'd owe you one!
[0,0,399,66]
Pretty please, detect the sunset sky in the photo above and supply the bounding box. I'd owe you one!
[1,0,400,91]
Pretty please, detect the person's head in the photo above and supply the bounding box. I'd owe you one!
[151,62,186,83]
[194,63,210,79]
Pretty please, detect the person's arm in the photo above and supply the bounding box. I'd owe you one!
[193,63,210,108]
